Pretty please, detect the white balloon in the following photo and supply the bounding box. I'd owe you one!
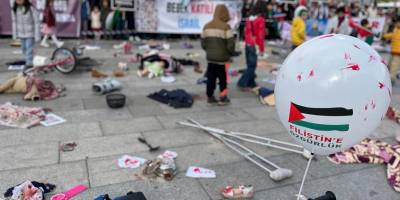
[275,34,391,155]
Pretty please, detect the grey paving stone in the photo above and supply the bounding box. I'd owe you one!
[142,128,214,149]
[170,143,243,172]
[76,177,211,200]
[87,151,153,187]
[157,109,255,129]
[198,154,305,200]
[196,97,261,112]
[59,108,133,123]
[101,116,163,135]
[0,142,58,171]
[242,106,280,121]
[0,161,88,197]
[293,167,400,200]
[159,102,204,114]
[60,88,96,100]
[284,153,372,179]
[125,77,190,88]
[252,185,299,200]
[9,98,84,112]
[376,119,400,138]
[128,104,166,117]
[0,122,102,147]
[87,143,242,188]
[60,133,148,162]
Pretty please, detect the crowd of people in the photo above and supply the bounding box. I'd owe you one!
[9,0,400,106]
[203,0,400,105]
[241,0,399,41]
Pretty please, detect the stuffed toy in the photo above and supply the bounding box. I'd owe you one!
[0,74,62,101]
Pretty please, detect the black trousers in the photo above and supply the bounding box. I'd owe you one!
[206,63,227,98]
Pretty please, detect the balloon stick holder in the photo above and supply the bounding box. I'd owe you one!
[179,118,312,181]
[296,151,314,200]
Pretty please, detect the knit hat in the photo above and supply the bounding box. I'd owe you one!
[294,6,307,17]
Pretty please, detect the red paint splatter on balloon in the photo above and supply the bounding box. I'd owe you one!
[342,63,360,71]
[379,82,385,89]
[308,70,314,78]
[371,100,376,109]
[353,44,361,49]
[368,55,376,62]
[319,34,334,39]
[344,53,351,61]
[297,74,302,81]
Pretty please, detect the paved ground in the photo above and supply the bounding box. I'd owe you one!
[0,38,399,200]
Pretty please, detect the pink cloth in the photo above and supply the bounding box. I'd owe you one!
[0,102,46,128]
[42,24,56,35]
[51,185,88,200]
[26,77,60,101]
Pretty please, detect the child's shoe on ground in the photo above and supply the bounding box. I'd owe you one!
[218,96,231,106]
[40,41,50,48]
[207,96,219,105]
[221,185,253,199]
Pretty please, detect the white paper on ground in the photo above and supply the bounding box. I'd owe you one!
[159,150,178,160]
[40,113,66,127]
[161,76,176,83]
[8,65,25,70]
[118,155,147,169]
[12,50,22,54]
[84,45,101,50]
[186,166,216,178]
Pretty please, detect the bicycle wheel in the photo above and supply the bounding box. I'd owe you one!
[52,47,77,74]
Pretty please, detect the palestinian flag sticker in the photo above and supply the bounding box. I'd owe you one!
[288,102,353,150]
[289,102,353,131]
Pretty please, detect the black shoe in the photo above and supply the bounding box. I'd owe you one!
[207,96,218,105]
[218,96,231,106]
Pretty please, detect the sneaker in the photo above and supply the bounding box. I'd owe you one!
[207,96,219,105]
[40,41,50,48]
[56,41,64,48]
[218,96,231,106]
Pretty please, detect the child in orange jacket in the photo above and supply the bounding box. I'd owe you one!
[384,17,400,83]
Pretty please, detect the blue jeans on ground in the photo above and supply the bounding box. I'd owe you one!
[238,45,257,88]
[21,38,34,66]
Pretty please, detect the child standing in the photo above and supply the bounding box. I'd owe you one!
[291,7,308,49]
[12,0,40,69]
[201,4,235,105]
[40,0,64,48]
[237,0,267,90]
[91,6,102,41]
[384,17,400,84]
